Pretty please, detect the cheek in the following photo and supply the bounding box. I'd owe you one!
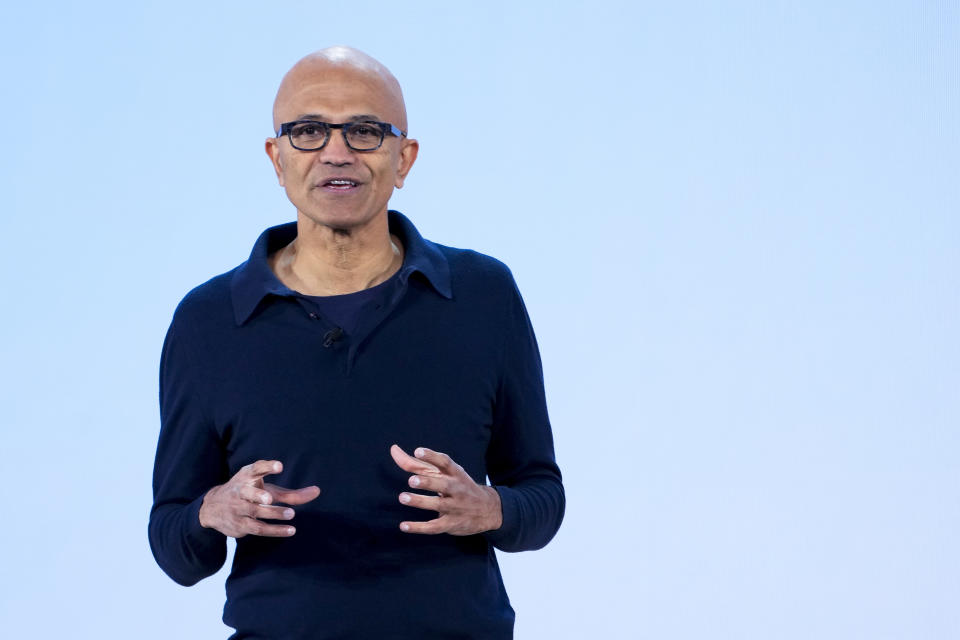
[282,160,316,191]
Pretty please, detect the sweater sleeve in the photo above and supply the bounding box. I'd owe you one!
[483,271,565,552]
[148,308,229,586]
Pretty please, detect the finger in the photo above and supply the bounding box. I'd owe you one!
[398,492,442,512]
[413,447,459,473]
[249,504,296,521]
[399,516,448,535]
[239,484,276,505]
[241,460,283,481]
[408,474,449,495]
[240,517,296,537]
[264,484,321,505]
[390,444,441,474]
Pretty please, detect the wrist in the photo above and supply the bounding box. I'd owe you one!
[484,485,503,531]
[198,487,219,529]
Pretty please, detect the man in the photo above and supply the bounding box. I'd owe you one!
[149,46,564,639]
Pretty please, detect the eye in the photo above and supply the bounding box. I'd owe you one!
[291,123,324,138]
[351,124,378,137]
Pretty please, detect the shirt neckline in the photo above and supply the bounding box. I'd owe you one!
[230,210,452,326]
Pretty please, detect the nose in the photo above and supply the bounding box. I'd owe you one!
[317,129,355,166]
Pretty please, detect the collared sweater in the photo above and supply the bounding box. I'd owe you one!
[149,211,565,639]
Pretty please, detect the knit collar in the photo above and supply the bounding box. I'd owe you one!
[230,210,452,326]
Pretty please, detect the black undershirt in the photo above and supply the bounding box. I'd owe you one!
[299,271,399,336]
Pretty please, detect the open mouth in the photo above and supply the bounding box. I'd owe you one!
[320,178,361,191]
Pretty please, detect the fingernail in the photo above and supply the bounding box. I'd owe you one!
[286,527,296,535]
[273,462,281,472]
[400,523,410,532]
[409,476,420,487]
[399,493,411,504]
[415,448,425,458]
[283,509,294,519]
[262,494,271,503]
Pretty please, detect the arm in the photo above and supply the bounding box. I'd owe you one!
[482,273,565,552]
[387,267,564,549]
[149,310,323,586]
[148,312,229,586]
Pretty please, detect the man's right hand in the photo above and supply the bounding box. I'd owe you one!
[198,460,321,538]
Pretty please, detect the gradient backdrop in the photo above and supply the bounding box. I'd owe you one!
[1,1,958,638]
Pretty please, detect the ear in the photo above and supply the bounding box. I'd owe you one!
[393,138,419,189]
[265,137,285,187]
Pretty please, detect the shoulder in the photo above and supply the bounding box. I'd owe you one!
[433,243,519,298]
[169,268,238,331]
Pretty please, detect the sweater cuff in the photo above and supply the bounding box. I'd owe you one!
[184,493,226,553]
[483,485,520,550]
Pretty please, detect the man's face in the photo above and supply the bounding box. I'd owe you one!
[266,64,418,231]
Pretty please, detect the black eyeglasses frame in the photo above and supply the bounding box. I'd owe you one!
[277,120,407,152]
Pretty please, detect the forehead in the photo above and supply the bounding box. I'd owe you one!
[274,65,404,126]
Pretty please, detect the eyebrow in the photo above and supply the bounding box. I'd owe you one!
[294,113,384,123]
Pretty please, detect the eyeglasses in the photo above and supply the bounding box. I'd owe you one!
[277,120,406,152]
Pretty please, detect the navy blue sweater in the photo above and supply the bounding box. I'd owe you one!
[149,211,565,639]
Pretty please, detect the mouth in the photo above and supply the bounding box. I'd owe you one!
[318,177,362,192]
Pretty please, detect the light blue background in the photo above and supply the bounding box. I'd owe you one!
[1,1,957,638]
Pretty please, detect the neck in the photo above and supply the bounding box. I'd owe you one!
[271,211,403,296]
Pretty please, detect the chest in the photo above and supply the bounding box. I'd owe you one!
[205,298,503,488]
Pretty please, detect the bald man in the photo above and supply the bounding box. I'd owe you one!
[149,47,564,639]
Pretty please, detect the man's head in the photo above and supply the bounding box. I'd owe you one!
[265,46,418,232]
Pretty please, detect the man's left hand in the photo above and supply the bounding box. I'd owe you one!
[390,444,503,536]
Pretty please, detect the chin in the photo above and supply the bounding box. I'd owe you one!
[299,207,383,232]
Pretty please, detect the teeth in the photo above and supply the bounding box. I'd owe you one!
[328,180,355,186]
